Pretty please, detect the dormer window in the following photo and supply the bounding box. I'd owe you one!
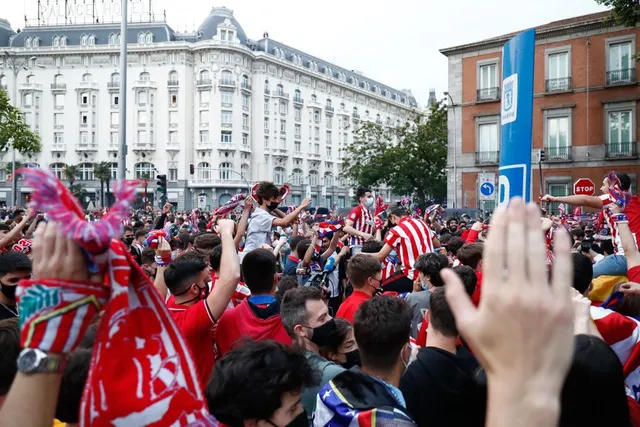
[109,33,119,45]
[325,66,332,76]
[60,36,67,47]
[81,35,88,46]
[88,35,96,45]
[25,37,31,48]
[53,36,59,47]
[145,33,153,44]
[220,29,234,41]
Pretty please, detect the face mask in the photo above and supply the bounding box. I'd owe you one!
[306,319,339,347]
[341,349,361,369]
[266,410,308,427]
[420,277,429,291]
[0,282,16,301]
[364,197,374,208]
[124,237,134,245]
[267,201,280,211]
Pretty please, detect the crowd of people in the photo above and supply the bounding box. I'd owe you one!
[0,167,639,427]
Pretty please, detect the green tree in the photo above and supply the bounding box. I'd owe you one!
[69,183,85,201]
[341,101,448,208]
[140,172,152,207]
[595,1,638,27]
[5,161,24,179]
[64,164,79,187]
[0,89,41,153]
[93,161,111,207]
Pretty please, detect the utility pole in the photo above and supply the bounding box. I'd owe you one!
[118,0,128,182]
[3,52,26,207]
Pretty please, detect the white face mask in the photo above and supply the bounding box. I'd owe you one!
[365,197,375,207]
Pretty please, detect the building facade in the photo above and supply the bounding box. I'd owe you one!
[0,7,417,209]
[441,12,639,213]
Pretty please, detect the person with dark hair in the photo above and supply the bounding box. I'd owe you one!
[315,296,416,425]
[400,288,482,427]
[366,207,439,294]
[0,318,19,409]
[195,233,222,253]
[407,253,449,338]
[55,348,92,426]
[140,247,157,280]
[362,239,400,284]
[446,236,464,267]
[162,220,240,390]
[318,318,360,369]
[283,235,306,277]
[122,226,134,251]
[130,229,146,265]
[336,254,382,322]
[456,242,484,306]
[206,340,318,427]
[243,181,311,254]
[275,275,299,302]
[445,218,459,235]
[0,251,32,320]
[572,253,593,295]
[281,287,345,418]
[216,249,292,357]
[343,187,375,255]
[542,171,639,277]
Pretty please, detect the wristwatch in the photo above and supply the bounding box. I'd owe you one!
[17,348,67,374]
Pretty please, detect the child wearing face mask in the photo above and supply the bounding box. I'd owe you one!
[242,182,311,255]
[319,318,361,369]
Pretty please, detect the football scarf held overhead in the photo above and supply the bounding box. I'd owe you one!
[16,167,218,427]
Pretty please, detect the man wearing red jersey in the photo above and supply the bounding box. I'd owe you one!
[162,219,240,390]
[343,187,375,255]
[369,207,439,293]
[216,248,292,356]
[336,254,382,322]
[542,171,638,277]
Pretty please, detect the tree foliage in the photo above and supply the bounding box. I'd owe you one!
[0,89,41,153]
[94,161,112,207]
[595,0,639,27]
[64,164,79,186]
[341,101,448,207]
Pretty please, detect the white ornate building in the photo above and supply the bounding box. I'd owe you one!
[0,7,417,209]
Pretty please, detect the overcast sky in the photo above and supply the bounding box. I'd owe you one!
[4,0,608,106]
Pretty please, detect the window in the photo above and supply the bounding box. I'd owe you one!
[169,111,178,125]
[79,131,88,144]
[477,122,499,163]
[280,137,286,149]
[326,130,332,142]
[79,112,88,125]
[111,94,119,106]
[325,172,333,187]
[137,111,147,125]
[79,163,94,181]
[221,131,232,143]
[326,147,332,157]
[546,181,571,215]
[311,94,317,103]
[145,33,153,44]
[199,130,210,143]
[264,117,269,130]
[309,170,319,186]
[219,162,234,181]
[135,163,155,179]
[547,51,570,91]
[170,93,178,106]
[169,168,178,181]
[478,62,499,101]
[88,35,95,45]
[264,136,269,148]
[200,70,210,81]
[314,127,320,139]
[241,164,250,180]
[137,91,147,105]
[295,107,301,120]
[110,132,118,146]
[221,70,233,85]
[243,114,249,127]
[294,89,301,101]
[242,94,249,108]
[221,111,232,124]
[137,131,148,144]
[109,163,118,180]
[82,73,92,82]
[23,93,32,107]
[280,119,287,133]
[273,167,285,185]
[295,124,301,138]
[608,41,634,84]
[60,36,67,46]
[276,84,284,96]
[292,169,303,185]
[314,110,320,122]
[168,71,178,84]
[199,90,210,105]
[54,94,64,107]
[169,131,178,143]
[198,162,211,180]
[607,110,633,155]
[545,116,570,159]
[264,98,270,114]
[314,143,320,154]
[139,72,150,82]
[242,74,249,88]
[50,163,65,179]
[279,102,287,115]
[53,36,60,47]
[54,113,64,126]
[326,118,332,129]
[199,110,209,125]
[53,133,64,145]
[221,92,233,105]
[242,133,249,146]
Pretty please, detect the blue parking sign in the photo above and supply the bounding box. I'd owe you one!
[499,29,535,206]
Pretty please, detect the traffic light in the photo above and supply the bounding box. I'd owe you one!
[538,149,546,163]
[156,174,167,205]
[189,164,195,175]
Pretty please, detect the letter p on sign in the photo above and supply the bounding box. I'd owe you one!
[573,178,595,196]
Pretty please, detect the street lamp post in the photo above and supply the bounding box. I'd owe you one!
[444,92,457,209]
[118,0,128,183]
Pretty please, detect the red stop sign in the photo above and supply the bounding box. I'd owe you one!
[574,178,595,196]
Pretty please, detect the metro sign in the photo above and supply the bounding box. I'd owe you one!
[574,178,595,196]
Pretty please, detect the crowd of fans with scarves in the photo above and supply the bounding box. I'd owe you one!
[0,165,638,427]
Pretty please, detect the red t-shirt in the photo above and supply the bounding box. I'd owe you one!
[628,195,640,238]
[629,265,640,283]
[336,290,371,323]
[166,298,216,390]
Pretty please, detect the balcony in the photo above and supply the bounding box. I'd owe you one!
[200,122,209,128]
[545,146,572,161]
[75,143,98,152]
[50,144,66,152]
[167,80,179,87]
[545,77,572,93]
[107,81,120,89]
[50,83,67,92]
[221,123,232,129]
[133,142,156,151]
[264,88,271,95]
[133,80,157,89]
[606,68,637,86]
[475,151,499,165]
[294,97,304,105]
[605,142,638,158]
[166,142,180,151]
[20,83,43,91]
[310,153,321,159]
[196,142,213,150]
[274,148,288,155]
[107,144,119,152]
[190,177,247,187]
[295,116,301,122]
[476,87,500,102]
[325,106,334,115]
[241,81,252,92]
[243,125,249,131]
[352,113,361,121]
[219,80,236,90]
[196,79,212,87]
[76,81,98,91]
[274,91,289,99]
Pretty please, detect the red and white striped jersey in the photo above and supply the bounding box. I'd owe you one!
[381,258,396,282]
[384,217,434,280]
[346,205,374,246]
[600,193,625,255]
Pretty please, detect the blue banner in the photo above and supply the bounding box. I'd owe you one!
[498,29,536,206]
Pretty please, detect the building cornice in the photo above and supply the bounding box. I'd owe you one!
[440,15,618,57]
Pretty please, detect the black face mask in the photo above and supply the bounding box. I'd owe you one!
[307,319,339,348]
[342,349,361,369]
[123,237,134,245]
[267,201,280,211]
[266,410,308,427]
[0,281,16,301]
